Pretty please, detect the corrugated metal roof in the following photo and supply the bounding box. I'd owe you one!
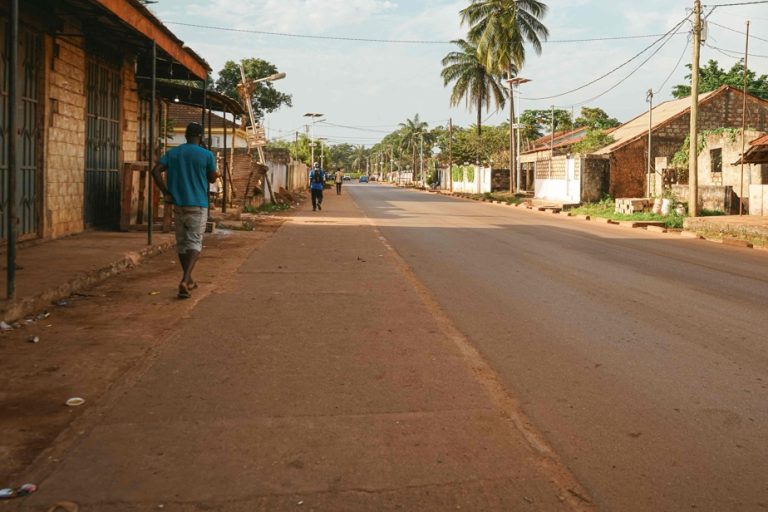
[593,89,720,155]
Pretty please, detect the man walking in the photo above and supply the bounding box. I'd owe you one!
[309,162,325,211]
[152,122,219,299]
[334,167,344,195]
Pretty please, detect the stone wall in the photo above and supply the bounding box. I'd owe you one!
[44,34,86,238]
[670,184,738,213]
[581,157,609,203]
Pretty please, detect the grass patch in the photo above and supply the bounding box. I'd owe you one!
[570,198,686,229]
[244,202,291,214]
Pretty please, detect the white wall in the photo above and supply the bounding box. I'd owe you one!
[452,165,491,194]
[534,157,580,203]
[749,184,768,216]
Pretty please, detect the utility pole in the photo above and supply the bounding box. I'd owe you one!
[448,118,453,192]
[739,20,750,216]
[419,133,424,187]
[509,77,515,193]
[549,105,555,179]
[689,0,702,217]
[647,89,654,197]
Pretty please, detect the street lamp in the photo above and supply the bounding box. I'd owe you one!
[303,112,324,166]
[432,145,442,188]
[506,77,531,194]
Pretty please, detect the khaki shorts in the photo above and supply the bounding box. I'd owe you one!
[174,206,207,254]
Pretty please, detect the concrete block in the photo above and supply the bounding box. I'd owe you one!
[646,225,668,233]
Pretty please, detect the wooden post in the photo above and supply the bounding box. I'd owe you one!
[223,106,228,213]
[689,0,702,217]
[148,41,156,245]
[739,20,750,216]
[7,0,19,299]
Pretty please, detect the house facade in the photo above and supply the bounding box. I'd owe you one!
[593,86,768,205]
[1,0,209,241]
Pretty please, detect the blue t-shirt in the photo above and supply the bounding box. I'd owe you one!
[309,169,326,190]
[159,143,216,207]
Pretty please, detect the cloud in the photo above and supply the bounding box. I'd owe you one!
[176,0,397,33]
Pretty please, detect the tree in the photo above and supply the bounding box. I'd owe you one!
[570,130,615,154]
[215,59,292,121]
[574,107,620,130]
[459,0,548,73]
[441,38,507,156]
[399,114,429,172]
[351,145,369,173]
[672,59,768,100]
[518,109,573,142]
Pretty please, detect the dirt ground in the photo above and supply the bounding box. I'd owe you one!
[0,216,286,484]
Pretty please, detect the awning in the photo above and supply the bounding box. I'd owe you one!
[49,0,210,80]
[136,78,246,116]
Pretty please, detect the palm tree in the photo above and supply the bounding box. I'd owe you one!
[460,0,548,73]
[351,144,368,173]
[441,39,506,163]
[460,0,547,189]
[399,114,429,174]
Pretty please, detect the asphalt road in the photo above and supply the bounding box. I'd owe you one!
[348,184,768,512]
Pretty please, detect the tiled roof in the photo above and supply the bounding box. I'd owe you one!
[750,133,768,147]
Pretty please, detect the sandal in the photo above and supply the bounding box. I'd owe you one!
[177,283,191,299]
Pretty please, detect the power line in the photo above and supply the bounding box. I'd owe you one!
[703,0,768,6]
[553,20,688,109]
[656,34,692,95]
[164,20,689,46]
[706,43,768,58]
[522,13,692,101]
[708,20,768,43]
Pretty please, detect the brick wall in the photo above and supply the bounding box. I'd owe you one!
[122,59,139,163]
[44,34,86,238]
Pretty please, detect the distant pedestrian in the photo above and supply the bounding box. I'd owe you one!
[151,122,219,299]
[334,167,344,195]
[309,162,325,211]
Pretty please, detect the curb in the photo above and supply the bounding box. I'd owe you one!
[410,188,767,251]
[1,238,176,323]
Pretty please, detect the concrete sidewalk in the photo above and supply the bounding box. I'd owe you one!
[0,232,175,323]
[15,191,587,511]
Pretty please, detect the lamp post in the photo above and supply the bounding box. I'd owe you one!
[317,137,327,169]
[506,77,531,194]
[303,112,324,166]
[432,145,442,189]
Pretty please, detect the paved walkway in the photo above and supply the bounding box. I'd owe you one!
[15,191,580,511]
[0,232,174,322]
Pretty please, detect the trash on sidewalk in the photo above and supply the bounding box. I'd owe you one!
[66,397,85,407]
[28,336,40,344]
[148,291,160,296]
[55,299,70,308]
[0,321,13,331]
[0,483,38,499]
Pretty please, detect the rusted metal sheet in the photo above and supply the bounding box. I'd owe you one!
[91,0,209,79]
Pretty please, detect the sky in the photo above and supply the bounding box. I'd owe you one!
[150,0,768,147]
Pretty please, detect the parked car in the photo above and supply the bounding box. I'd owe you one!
[343,175,351,181]
[369,176,377,182]
[359,176,369,183]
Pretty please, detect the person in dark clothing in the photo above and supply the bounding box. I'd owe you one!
[309,162,325,211]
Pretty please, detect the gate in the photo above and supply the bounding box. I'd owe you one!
[84,59,121,228]
[0,24,42,239]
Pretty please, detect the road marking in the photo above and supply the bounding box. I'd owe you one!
[350,191,595,511]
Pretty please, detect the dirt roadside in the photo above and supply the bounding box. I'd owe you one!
[0,216,286,484]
